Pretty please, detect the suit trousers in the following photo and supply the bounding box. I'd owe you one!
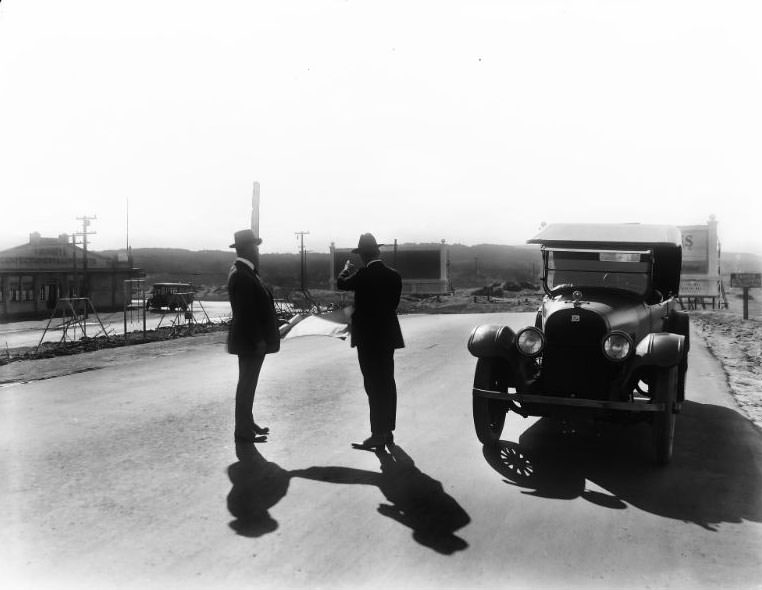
[235,353,266,435]
[357,346,397,435]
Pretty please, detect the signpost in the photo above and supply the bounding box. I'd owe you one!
[730,273,761,320]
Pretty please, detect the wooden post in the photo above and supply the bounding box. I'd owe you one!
[743,287,750,320]
[123,282,128,341]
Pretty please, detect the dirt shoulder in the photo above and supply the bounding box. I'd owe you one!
[690,310,762,430]
[0,329,228,386]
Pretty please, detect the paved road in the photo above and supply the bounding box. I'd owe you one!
[1,313,761,589]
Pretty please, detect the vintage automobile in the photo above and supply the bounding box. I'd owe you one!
[145,282,194,312]
[467,223,690,464]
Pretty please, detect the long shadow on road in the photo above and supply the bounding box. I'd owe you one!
[226,444,289,537]
[483,400,762,531]
[227,444,470,554]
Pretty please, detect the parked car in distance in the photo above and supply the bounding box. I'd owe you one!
[146,282,194,312]
[467,223,690,465]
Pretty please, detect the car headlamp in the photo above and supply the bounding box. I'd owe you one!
[516,327,545,357]
[602,331,634,361]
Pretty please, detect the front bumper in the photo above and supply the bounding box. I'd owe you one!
[473,387,666,413]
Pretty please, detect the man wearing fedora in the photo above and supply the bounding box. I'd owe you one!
[227,229,281,444]
[338,233,405,449]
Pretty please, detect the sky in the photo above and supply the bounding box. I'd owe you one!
[1,0,761,256]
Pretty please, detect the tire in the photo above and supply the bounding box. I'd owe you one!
[652,366,678,465]
[473,358,510,446]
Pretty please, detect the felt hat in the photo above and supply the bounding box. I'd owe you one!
[351,233,383,254]
[229,229,263,248]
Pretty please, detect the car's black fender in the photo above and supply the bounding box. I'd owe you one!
[667,310,690,402]
[633,332,686,368]
[467,324,517,360]
[468,324,534,390]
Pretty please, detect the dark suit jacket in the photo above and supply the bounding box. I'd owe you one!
[337,259,404,350]
[227,259,280,356]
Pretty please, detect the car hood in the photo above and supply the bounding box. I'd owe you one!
[542,294,649,335]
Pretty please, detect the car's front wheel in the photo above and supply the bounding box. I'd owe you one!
[652,366,678,465]
[473,358,510,446]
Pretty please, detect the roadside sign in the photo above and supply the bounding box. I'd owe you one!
[730,273,762,288]
[730,273,761,320]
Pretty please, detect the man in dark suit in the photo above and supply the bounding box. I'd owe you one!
[338,233,404,449]
[227,229,281,444]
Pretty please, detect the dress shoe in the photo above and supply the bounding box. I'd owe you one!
[234,432,267,444]
[252,422,270,435]
[360,433,388,448]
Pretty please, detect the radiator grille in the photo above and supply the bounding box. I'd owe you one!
[541,308,612,398]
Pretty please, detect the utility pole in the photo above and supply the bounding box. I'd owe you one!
[251,182,261,268]
[71,234,79,297]
[126,198,129,251]
[75,215,97,299]
[295,231,310,291]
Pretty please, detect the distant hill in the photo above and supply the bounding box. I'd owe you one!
[100,243,543,295]
[99,245,761,297]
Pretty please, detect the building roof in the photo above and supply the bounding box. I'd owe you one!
[528,223,683,248]
[0,234,128,271]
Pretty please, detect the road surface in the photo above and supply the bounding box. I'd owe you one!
[1,312,761,589]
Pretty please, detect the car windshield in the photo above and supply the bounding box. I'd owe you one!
[545,248,652,297]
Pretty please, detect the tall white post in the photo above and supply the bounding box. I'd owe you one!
[251,181,261,239]
[251,181,261,268]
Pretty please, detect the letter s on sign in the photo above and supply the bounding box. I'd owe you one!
[682,235,694,249]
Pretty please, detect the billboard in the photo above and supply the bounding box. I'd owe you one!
[330,244,448,294]
[677,219,726,305]
[679,226,709,274]
[332,248,441,280]
[384,249,441,279]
